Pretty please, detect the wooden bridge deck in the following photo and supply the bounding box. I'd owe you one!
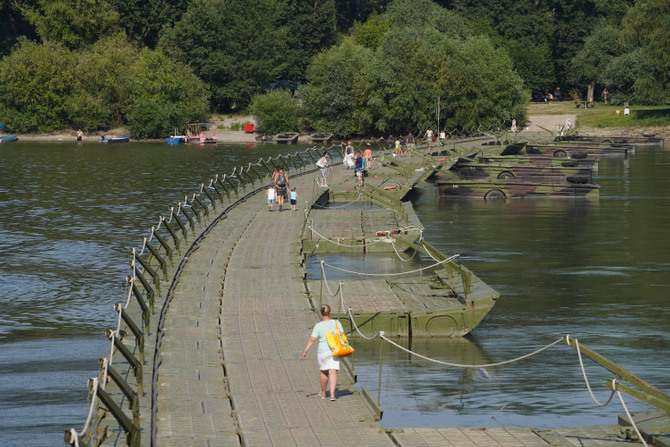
[150,145,650,447]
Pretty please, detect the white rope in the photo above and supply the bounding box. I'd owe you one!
[614,379,649,447]
[575,338,616,407]
[381,334,564,368]
[311,193,364,209]
[341,298,564,366]
[390,238,418,262]
[322,253,459,277]
[308,225,393,248]
[319,261,342,297]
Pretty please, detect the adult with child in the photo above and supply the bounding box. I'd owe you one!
[273,166,289,211]
[301,304,340,401]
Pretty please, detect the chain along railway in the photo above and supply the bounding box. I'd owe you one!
[65,131,669,446]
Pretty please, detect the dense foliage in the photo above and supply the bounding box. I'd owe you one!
[0,0,667,136]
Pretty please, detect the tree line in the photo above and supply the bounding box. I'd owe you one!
[0,0,666,137]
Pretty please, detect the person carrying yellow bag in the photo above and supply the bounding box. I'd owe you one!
[301,304,353,401]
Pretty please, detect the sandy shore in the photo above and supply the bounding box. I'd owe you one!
[5,114,669,143]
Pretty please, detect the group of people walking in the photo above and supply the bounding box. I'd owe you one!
[266,166,298,212]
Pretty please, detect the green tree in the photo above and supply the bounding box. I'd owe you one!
[126,48,209,138]
[250,90,300,134]
[569,23,625,88]
[0,39,75,131]
[0,1,36,58]
[353,15,393,49]
[300,37,374,136]
[333,0,390,33]
[622,0,670,103]
[108,0,189,49]
[159,0,287,112]
[24,0,120,49]
[281,0,337,82]
[66,34,138,130]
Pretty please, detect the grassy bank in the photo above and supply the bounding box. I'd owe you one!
[528,102,670,129]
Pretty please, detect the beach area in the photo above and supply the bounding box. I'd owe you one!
[4,114,670,143]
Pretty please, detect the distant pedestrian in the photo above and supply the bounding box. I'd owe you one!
[355,152,364,186]
[302,304,340,401]
[290,187,298,211]
[344,141,354,168]
[266,185,276,211]
[316,152,329,187]
[273,166,289,211]
[406,132,415,156]
[602,88,609,104]
[424,129,434,149]
[364,143,372,168]
[394,138,401,157]
[76,129,83,142]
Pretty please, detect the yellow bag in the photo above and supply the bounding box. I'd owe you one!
[326,320,354,358]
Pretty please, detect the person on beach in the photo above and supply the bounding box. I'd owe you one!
[316,152,329,187]
[301,304,340,401]
[290,187,298,211]
[77,129,83,142]
[273,166,289,211]
[266,184,276,211]
[364,143,372,169]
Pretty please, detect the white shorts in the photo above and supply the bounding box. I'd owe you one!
[318,351,340,371]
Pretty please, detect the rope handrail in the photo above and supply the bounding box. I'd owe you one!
[322,253,459,277]
[570,335,616,407]
[308,225,396,248]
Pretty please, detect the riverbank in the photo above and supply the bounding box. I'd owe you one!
[5,114,670,143]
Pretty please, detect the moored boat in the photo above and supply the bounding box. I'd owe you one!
[449,160,593,183]
[97,135,130,143]
[186,123,218,144]
[0,134,19,143]
[166,129,187,144]
[436,177,601,199]
[477,155,599,172]
[555,133,663,148]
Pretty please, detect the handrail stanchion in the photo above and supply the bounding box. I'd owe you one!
[378,331,384,407]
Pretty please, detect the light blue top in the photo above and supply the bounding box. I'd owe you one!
[311,319,339,354]
[290,191,297,200]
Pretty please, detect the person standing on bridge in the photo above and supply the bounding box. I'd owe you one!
[316,152,329,187]
[301,304,340,401]
[273,166,289,211]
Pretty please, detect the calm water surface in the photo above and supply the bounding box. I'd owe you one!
[0,141,668,445]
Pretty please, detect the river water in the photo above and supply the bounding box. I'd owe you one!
[0,141,668,445]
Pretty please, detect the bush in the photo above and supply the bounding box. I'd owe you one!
[249,90,300,134]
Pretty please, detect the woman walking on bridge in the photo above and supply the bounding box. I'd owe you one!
[301,304,340,400]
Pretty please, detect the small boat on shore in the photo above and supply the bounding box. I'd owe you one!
[186,123,217,144]
[273,132,299,144]
[97,135,130,144]
[166,129,187,144]
[0,134,19,143]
